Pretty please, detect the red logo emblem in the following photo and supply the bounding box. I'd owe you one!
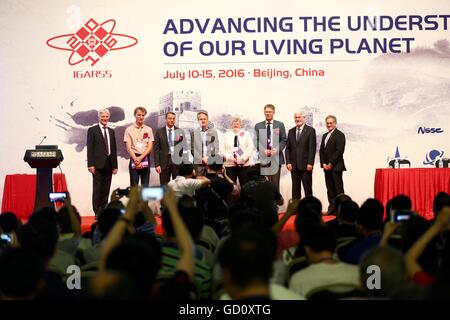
[46,18,138,66]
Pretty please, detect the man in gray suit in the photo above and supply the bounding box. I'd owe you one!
[191,111,221,176]
[254,104,287,191]
[286,111,316,199]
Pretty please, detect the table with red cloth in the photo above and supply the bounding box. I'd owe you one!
[374,168,450,220]
[2,173,68,221]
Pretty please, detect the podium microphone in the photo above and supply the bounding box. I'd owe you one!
[38,136,47,146]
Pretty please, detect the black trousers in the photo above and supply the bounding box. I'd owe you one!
[291,170,313,199]
[264,165,281,192]
[129,156,150,187]
[324,170,344,213]
[226,166,250,187]
[92,157,112,217]
[159,157,178,185]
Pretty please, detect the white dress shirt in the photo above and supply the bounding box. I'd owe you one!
[324,128,335,147]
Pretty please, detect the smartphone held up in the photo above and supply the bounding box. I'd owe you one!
[141,186,165,201]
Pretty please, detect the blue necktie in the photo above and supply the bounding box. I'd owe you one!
[168,128,173,154]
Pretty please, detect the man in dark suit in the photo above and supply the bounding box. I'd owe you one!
[154,111,185,185]
[87,109,118,217]
[319,115,346,214]
[286,111,317,199]
[254,104,287,191]
[191,111,221,176]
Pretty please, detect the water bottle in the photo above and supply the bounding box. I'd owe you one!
[394,159,399,168]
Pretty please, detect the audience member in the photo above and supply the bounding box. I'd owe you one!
[289,224,360,298]
[359,246,406,298]
[160,195,212,299]
[241,165,284,227]
[168,163,210,198]
[17,218,75,299]
[219,227,276,300]
[0,247,45,300]
[343,198,384,264]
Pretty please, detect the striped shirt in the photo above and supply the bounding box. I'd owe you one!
[158,241,212,299]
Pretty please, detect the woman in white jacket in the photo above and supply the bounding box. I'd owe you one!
[221,117,254,187]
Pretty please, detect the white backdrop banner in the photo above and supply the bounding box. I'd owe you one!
[1,0,449,215]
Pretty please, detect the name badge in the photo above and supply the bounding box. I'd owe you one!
[136,142,144,150]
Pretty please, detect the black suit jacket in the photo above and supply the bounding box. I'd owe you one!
[285,124,316,170]
[319,128,346,171]
[87,124,118,169]
[254,119,287,165]
[154,126,184,169]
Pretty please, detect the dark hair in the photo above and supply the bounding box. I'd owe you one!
[331,193,352,215]
[133,212,146,229]
[0,247,44,299]
[357,198,384,232]
[218,227,276,288]
[295,196,323,236]
[98,208,122,240]
[301,225,337,253]
[295,210,322,237]
[165,111,176,119]
[386,194,412,221]
[297,196,322,217]
[29,207,58,227]
[56,205,81,234]
[207,162,223,172]
[162,195,204,239]
[105,236,161,296]
[134,106,147,115]
[197,111,208,119]
[106,200,125,211]
[177,163,194,177]
[246,164,263,181]
[0,212,21,233]
[132,233,162,267]
[228,200,261,231]
[433,192,450,216]
[338,200,359,223]
[17,220,59,262]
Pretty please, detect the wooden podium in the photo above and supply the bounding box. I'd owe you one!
[23,145,64,211]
